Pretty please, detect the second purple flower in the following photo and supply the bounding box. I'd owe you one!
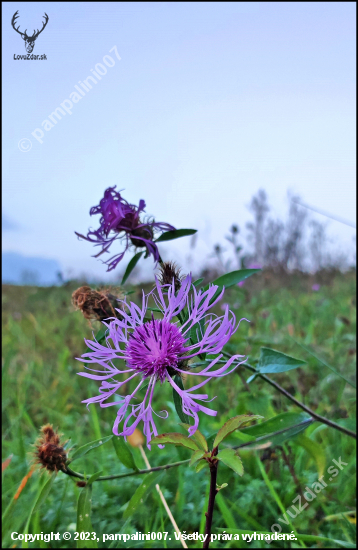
[76,187,175,271]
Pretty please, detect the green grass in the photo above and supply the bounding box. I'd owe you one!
[2,271,356,548]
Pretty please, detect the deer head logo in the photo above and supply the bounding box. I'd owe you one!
[11,11,49,53]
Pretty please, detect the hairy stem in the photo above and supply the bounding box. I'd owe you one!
[203,456,219,549]
[224,353,356,439]
[63,457,190,482]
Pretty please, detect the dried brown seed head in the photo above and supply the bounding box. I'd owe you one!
[34,424,68,473]
[72,286,124,323]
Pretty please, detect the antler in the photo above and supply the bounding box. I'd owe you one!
[11,11,26,38]
[30,13,49,40]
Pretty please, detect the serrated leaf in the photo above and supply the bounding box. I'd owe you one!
[150,433,199,451]
[69,435,113,463]
[112,436,139,471]
[179,423,208,451]
[257,347,306,374]
[155,229,197,242]
[295,434,326,478]
[121,251,144,284]
[173,375,190,423]
[76,484,97,548]
[123,471,163,519]
[32,473,56,513]
[213,415,263,449]
[217,448,244,476]
[189,450,206,466]
[195,460,209,473]
[242,412,313,446]
[87,470,103,484]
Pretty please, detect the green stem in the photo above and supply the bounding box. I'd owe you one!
[63,458,190,482]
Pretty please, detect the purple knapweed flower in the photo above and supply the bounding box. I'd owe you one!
[77,274,248,448]
[312,284,320,291]
[75,187,175,271]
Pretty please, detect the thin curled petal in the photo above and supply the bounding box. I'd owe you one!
[77,273,250,447]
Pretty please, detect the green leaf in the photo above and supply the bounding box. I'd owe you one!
[123,471,163,519]
[213,415,263,449]
[121,251,144,284]
[209,269,261,288]
[189,319,205,345]
[295,434,326,478]
[215,492,239,529]
[87,470,103,484]
[189,450,206,466]
[150,432,200,451]
[94,326,107,344]
[69,435,113,463]
[179,423,208,451]
[173,375,190,424]
[32,473,56,514]
[255,454,297,535]
[112,436,139,471]
[76,484,97,548]
[155,229,197,242]
[217,448,244,476]
[195,460,209,473]
[189,319,207,360]
[201,269,261,306]
[193,278,204,287]
[257,347,306,374]
[20,475,56,548]
[242,412,313,446]
[112,436,138,472]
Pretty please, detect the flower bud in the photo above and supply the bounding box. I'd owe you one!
[34,424,68,473]
[158,262,182,292]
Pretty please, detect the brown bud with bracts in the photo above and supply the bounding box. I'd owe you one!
[158,262,183,293]
[34,424,68,473]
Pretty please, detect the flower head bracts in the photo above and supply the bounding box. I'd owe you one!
[75,187,175,271]
[77,274,248,448]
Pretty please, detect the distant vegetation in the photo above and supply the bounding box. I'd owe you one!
[209,190,355,277]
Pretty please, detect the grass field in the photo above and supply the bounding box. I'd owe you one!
[2,269,356,548]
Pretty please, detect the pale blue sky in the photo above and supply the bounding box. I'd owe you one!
[3,2,356,280]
